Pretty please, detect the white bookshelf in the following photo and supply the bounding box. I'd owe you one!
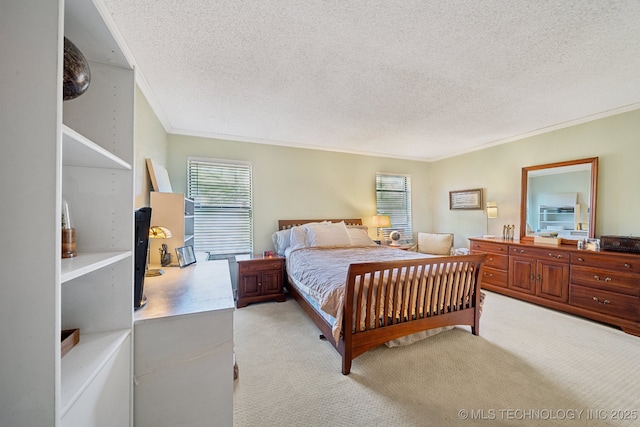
[0,0,135,425]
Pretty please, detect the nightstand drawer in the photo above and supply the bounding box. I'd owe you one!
[570,284,639,321]
[239,260,283,273]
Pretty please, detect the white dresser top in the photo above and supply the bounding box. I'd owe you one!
[135,259,235,323]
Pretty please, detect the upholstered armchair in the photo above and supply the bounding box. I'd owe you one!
[412,232,454,255]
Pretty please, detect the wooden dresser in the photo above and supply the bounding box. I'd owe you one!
[469,237,640,336]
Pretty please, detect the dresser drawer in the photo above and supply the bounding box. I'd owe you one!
[571,252,640,274]
[470,240,508,255]
[482,252,508,270]
[570,284,639,321]
[239,260,283,273]
[508,246,570,263]
[570,266,640,296]
[480,267,508,288]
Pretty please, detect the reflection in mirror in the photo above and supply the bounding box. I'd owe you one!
[520,158,598,242]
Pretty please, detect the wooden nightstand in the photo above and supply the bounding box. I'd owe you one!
[236,254,286,308]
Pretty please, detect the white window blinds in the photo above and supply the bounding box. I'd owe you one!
[376,173,412,241]
[187,158,253,256]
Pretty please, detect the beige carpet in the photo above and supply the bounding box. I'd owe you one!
[233,291,640,426]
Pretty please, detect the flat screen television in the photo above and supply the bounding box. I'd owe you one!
[134,207,152,309]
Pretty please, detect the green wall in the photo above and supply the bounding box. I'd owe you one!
[133,86,168,208]
[134,86,640,253]
[430,108,640,245]
[165,135,432,252]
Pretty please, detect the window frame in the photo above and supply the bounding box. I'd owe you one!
[375,172,413,242]
[187,157,253,256]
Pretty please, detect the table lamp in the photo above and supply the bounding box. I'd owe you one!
[484,202,498,238]
[371,215,391,243]
[146,225,172,276]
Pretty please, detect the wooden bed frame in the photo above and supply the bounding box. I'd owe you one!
[278,219,487,374]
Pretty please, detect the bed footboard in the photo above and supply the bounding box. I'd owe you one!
[341,254,486,374]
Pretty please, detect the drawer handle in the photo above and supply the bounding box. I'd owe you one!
[513,249,525,254]
[593,275,612,283]
[624,263,631,268]
[487,257,493,262]
[483,272,493,278]
[592,297,610,305]
[577,257,584,262]
[548,253,562,259]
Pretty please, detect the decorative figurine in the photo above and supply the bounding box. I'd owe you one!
[159,243,171,267]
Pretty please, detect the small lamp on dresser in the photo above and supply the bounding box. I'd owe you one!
[484,202,498,238]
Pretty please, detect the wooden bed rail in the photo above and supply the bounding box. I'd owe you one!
[341,254,487,374]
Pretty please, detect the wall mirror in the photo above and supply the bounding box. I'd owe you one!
[520,157,598,243]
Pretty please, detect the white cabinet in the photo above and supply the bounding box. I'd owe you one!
[149,192,195,266]
[134,260,235,426]
[1,0,135,425]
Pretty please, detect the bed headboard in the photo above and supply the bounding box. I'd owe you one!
[278,219,362,230]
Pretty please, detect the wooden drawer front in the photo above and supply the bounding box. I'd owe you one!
[570,266,640,296]
[571,252,640,274]
[470,241,508,255]
[509,246,570,263]
[239,260,283,273]
[482,252,508,270]
[570,284,639,321]
[480,267,508,288]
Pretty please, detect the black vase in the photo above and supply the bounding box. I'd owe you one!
[63,37,91,100]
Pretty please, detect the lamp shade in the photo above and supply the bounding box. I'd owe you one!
[149,225,172,239]
[371,215,391,228]
[486,202,498,219]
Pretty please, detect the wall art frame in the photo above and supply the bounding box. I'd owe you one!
[449,188,483,210]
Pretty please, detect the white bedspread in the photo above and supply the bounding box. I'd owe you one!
[286,245,435,342]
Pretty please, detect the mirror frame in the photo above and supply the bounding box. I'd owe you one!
[520,157,598,244]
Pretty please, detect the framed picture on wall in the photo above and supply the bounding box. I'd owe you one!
[175,245,197,268]
[449,188,483,210]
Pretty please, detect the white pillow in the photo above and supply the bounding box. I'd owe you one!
[347,226,376,246]
[288,222,325,250]
[305,221,351,247]
[288,225,308,250]
[271,229,291,255]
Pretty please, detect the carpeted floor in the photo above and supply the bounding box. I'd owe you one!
[233,291,640,426]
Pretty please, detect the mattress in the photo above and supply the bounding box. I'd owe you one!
[286,245,435,342]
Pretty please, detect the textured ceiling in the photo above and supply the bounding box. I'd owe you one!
[102,0,640,161]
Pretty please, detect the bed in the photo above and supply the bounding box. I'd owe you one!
[274,219,487,374]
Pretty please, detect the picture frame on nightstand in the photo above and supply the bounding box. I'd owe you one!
[176,245,197,268]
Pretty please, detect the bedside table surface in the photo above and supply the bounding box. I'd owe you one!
[236,253,285,263]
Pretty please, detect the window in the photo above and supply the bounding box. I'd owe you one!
[376,173,412,241]
[187,158,253,256]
